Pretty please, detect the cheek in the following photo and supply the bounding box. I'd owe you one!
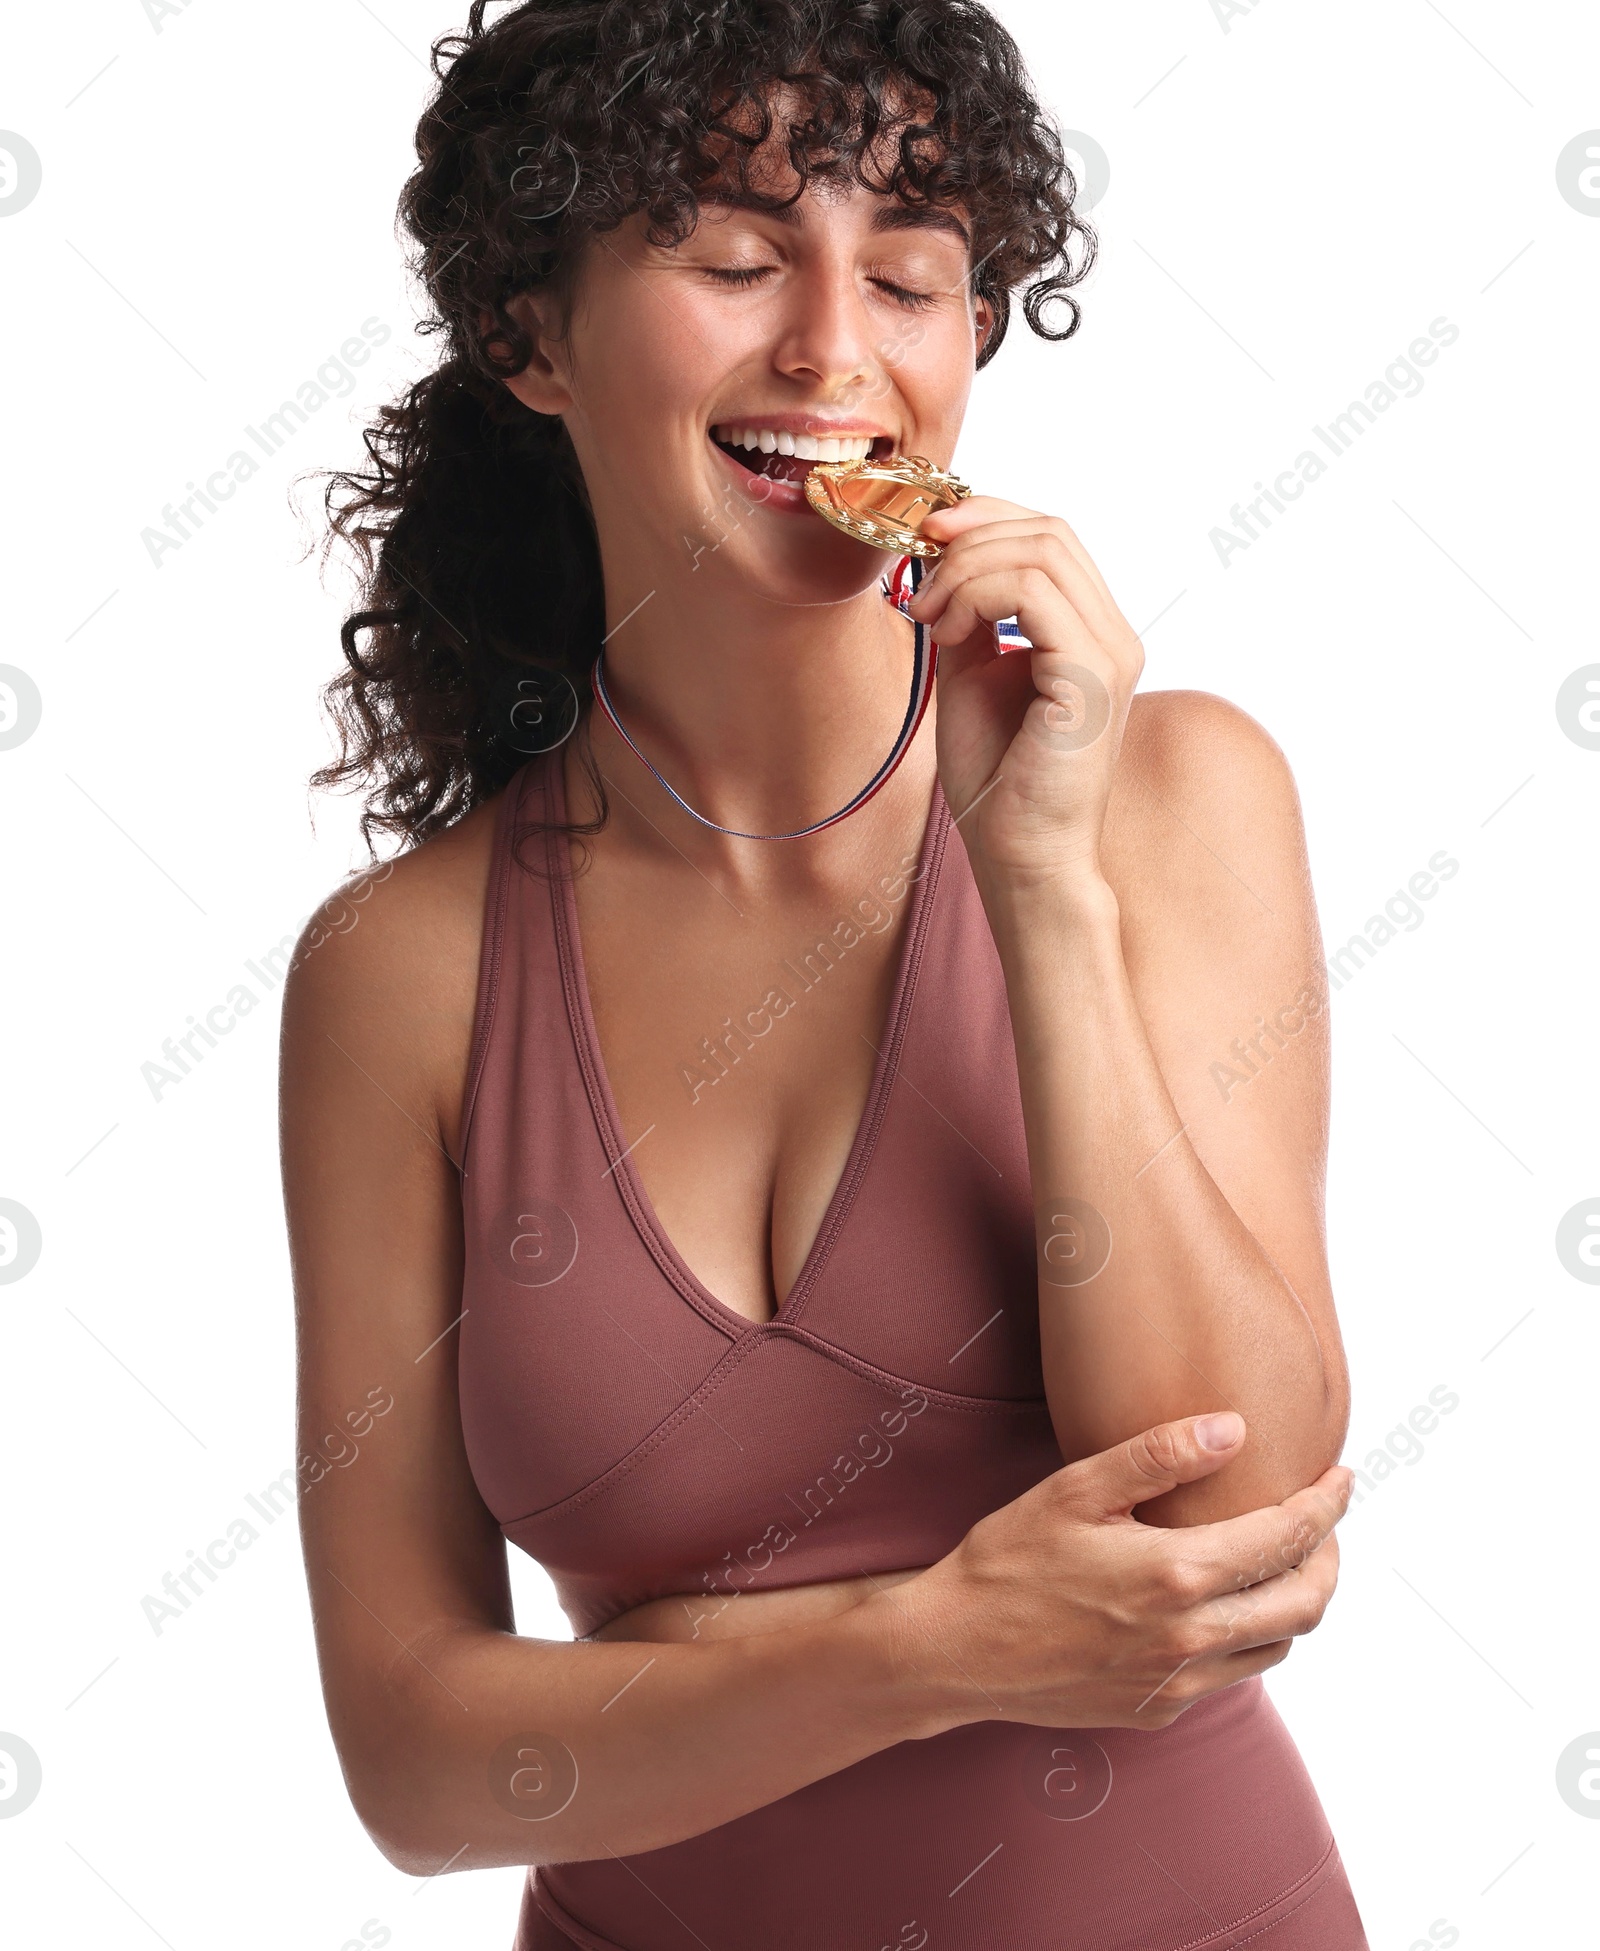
[894,328,975,443]
[577,289,755,449]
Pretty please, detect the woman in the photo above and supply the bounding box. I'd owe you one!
[284,2,1365,1945]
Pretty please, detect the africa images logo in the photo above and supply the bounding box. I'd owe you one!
[0,133,42,217]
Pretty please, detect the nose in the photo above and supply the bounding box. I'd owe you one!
[770,253,879,405]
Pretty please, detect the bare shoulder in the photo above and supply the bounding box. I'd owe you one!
[284,794,503,1008]
[280,792,504,1159]
[1115,687,1303,837]
[1103,688,1315,940]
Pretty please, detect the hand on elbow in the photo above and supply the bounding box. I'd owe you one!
[886,1410,1351,1733]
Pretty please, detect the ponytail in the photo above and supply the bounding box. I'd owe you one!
[313,353,606,854]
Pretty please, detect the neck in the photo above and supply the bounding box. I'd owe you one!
[585,559,926,853]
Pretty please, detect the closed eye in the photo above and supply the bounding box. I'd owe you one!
[703,265,939,311]
[703,265,775,288]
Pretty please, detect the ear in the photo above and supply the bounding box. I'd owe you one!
[973,292,997,359]
[486,290,574,416]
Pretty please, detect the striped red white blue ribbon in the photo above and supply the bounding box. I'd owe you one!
[890,552,1034,651]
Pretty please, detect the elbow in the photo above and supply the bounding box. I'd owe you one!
[339,1722,571,1877]
[364,1793,574,1878]
[349,1762,494,1878]
[320,1631,589,1875]
[1313,1343,1353,1474]
[1251,1353,1348,1506]
[371,1821,466,1881]
[341,1747,445,1877]
[326,1680,475,1878]
[321,1623,504,1876]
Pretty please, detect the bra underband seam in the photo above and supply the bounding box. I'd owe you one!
[498,1321,1053,1533]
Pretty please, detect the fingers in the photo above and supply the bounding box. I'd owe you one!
[918,496,1045,544]
[919,502,1118,611]
[913,524,1110,619]
[1059,1413,1247,1519]
[1169,1466,1354,1605]
[1178,1521,1334,1677]
[908,533,1142,731]
[1135,1638,1295,1724]
[1193,1529,1341,1657]
[916,564,1099,669]
[1131,1540,1339,1731]
[909,532,1120,656]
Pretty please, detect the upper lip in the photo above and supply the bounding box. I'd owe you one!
[710,412,894,439]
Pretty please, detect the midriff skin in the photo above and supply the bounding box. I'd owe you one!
[588,1569,925,1645]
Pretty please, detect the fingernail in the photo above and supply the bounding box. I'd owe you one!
[1196,1412,1244,1451]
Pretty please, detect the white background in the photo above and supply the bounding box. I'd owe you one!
[2,0,1597,1945]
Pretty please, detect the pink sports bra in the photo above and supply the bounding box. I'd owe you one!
[456,751,1367,1951]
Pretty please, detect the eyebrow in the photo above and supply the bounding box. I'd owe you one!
[702,190,971,249]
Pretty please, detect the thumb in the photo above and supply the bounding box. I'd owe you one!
[1061,1413,1246,1519]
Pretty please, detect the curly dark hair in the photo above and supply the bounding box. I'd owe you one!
[313,0,1097,853]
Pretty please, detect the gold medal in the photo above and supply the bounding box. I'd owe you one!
[803,452,973,558]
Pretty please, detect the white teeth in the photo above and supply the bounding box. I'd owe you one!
[714,427,876,462]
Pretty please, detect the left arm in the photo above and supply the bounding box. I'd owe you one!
[911,504,1349,1525]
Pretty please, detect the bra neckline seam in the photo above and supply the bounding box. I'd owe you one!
[546,745,952,1343]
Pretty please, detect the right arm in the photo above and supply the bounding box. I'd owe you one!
[281,821,1350,1875]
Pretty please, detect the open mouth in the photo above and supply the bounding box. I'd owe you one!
[710,425,895,487]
